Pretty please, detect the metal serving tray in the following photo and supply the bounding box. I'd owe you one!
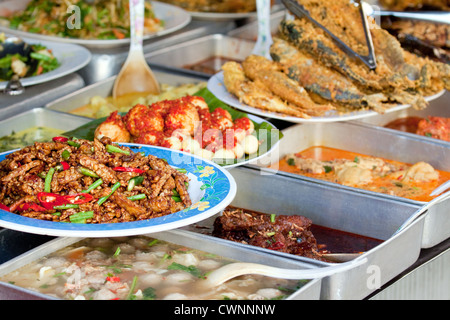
[252,121,450,249]
[45,70,206,115]
[0,230,322,300]
[144,34,256,78]
[355,90,450,147]
[0,73,84,120]
[0,108,91,138]
[180,165,425,300]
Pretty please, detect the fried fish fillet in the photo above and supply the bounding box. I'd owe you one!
[270,37,428,111]
[222,61,312,118]
[279,0,449,96]
[241,55,334,116]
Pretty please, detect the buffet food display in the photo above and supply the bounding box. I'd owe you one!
[0,0,164,40]
[0,0,449,301]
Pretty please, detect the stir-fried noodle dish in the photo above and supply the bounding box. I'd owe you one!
[0,137,191,223]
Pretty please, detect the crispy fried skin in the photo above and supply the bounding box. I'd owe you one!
[242,55,334,116]
[222,61,313,118]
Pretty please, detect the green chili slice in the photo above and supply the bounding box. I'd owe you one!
[61,149,70,160]
[78,167,99,178]
[69,211,94,223]
[82,178,103,193]
[53,204,79,210]
[127,176,144,192]
[44,167,55,193]
[106,144,130,155]
[68,141,81,148]
[97,182,121,206]
[127,194,146,201]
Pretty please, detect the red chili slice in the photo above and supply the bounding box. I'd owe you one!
[52,136,68,143]
[60,161,70,171]
[16,202,47,212]
[37,192,66,210]
[62,193,94,204]
[0,203,10,212]
[113,167,145,174]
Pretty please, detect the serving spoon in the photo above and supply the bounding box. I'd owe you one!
[112,0,160,99]
[251,0,273,59]
[200,257,367,287]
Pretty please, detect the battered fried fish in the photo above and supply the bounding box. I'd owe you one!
[222,61,312,118]
[279,0,449,96]
[270,37,429,111]
[241,55,334,116]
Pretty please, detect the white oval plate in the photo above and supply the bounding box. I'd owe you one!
[0,1,191,49]
[208,71,446,124]
[0,144,236,237]
[0,36,91,89]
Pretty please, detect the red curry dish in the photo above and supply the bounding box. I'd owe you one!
[385,116,450,142]
[0,137,191,223]
[273,146,450,202]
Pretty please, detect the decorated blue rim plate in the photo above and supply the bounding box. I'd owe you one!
[0,143,237,237]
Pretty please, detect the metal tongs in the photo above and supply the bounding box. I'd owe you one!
[281,0,377,69]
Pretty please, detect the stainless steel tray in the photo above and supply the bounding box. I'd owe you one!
[0,230,322,300]
[180,165,425,300]
[144,34,256,78]
[253,121,450,249]
[45,70,206,115]
[355,90,450,147]
[0,73,85,120]
[0,108,91,138]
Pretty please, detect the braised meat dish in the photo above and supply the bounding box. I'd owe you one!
[0,137,191,223]
[213,207,325,260]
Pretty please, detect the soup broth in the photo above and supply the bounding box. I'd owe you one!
[0,236,305,300]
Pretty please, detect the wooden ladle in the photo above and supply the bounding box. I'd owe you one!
[112,0,160,99]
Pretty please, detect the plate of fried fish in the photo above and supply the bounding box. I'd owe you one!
[208,0,449,123]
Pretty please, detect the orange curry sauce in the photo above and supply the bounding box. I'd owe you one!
[271,146,450,202]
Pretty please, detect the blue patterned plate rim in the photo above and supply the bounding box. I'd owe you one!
[0,143,237,237]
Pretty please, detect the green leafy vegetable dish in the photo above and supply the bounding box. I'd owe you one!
[0,33,60,81]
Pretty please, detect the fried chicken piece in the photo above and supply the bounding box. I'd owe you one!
[222,61,312,118]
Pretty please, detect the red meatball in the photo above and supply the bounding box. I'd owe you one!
[123,104,164,136]
[133,130,164,146]
[165,100,200,136]
[94,111,131,142]
[211,108,233,131]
